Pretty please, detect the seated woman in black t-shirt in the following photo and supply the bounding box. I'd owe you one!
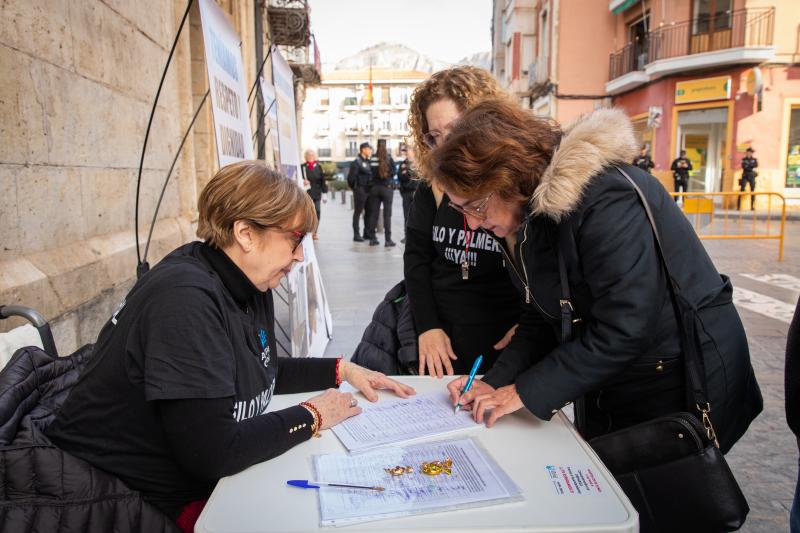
[405,67,521,377]
[47,161,415,529]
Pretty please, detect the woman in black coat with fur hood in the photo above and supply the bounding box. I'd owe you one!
[428,98,762,455]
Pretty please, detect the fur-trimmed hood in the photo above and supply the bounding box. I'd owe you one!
[531,108,638,221]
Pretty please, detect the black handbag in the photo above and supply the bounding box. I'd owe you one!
[556,166,749,533]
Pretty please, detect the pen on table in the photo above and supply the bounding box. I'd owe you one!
[454,354,483,415]
[287,479,385,491]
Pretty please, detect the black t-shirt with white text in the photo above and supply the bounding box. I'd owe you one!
[47,242,336,516]
[404,184,520,331]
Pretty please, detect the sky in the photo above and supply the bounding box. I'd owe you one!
[306,0,493,65]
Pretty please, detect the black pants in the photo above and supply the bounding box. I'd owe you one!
[308,193,321,222]
[367,185,393,240]
[673,176,687,201]
[737,174,756,210]
[352,186,368,235]
[401,190,415,232]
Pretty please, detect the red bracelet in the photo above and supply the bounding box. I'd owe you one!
[335,358,343,386]
[299,402,322,437]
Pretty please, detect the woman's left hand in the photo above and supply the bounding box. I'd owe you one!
[472,384,524,427]
[493,324,518,350]
[340,361,416,402]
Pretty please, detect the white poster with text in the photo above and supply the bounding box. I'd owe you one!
[198,0,254,166]
[271,49,303,186]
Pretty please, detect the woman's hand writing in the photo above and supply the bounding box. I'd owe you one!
[446,376,495,411]
[472,384,524,427]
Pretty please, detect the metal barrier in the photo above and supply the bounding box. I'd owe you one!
[670,191,786,261]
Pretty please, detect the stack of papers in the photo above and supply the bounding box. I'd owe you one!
[313,437,523,527]
[331,392,479,452]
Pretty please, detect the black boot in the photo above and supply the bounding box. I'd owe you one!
[353,232,364,242]
[385,239,396,247]
[369,238,380,246]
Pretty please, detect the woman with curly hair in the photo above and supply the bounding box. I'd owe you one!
[403,66,520,378]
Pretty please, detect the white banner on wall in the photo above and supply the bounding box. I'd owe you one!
[287,238,333,358]
[271,48,303,186]
[198,0,254,166]
[258,76,281,169]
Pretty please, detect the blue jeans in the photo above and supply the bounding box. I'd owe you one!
[792,456,800,533]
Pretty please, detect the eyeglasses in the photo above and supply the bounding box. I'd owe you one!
[423,119,457,149]
[289,230,305,254]
[449,193,494,221]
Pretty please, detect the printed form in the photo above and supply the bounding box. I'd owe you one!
[313,437,523,526]
[332,392,479,452]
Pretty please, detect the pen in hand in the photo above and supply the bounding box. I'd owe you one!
[454,355,483,415]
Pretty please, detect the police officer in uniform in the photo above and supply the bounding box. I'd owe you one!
[347,142,372,242]
[632,145,655,174]
[366,139,396,247]
[670,149,693,201]
[398,145,419,243]
[738,147,759,210]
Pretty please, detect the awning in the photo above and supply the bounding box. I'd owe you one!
[610,0,638,14]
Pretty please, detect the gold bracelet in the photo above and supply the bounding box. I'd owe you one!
[299,402,322,437]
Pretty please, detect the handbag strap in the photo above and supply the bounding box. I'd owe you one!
[555,166,720,447]
[613,165,719,447]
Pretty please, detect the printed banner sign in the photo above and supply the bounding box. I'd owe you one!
[198,0,254,166]
[675,76,731,105]
[271,49,303,186]
[258,76,281,168]
[287,237,333,358]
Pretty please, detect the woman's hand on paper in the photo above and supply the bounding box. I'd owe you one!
[472,384,524,428]
[418,328,458,378]
[340,361,416,402]
[446,376,495,411]
[305,389,361,429]
[492,324,518,350]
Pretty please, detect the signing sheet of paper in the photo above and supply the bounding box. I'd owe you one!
[331,392,478,451]
[314,437,523,526]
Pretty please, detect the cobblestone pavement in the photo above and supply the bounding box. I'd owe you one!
[311,191,800,532]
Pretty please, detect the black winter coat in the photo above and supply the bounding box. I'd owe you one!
[301,162,328,201]
[0,345,177,532]
[350,281,419,375]
[483,109,762,454]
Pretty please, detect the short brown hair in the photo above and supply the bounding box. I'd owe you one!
[408,66,508,180]
[197,161,317,248]
[428,98,562,202]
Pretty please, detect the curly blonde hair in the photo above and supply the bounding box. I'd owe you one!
[408,66,508,181]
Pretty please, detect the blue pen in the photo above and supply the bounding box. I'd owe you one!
[454,355,483,414]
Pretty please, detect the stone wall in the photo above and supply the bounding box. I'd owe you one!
[0,0,273,354]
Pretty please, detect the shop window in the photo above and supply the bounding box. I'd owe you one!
[787,106,800,188]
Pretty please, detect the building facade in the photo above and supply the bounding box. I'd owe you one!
[0,0,318,351]
[301,68,429,165]
[492,0,800,199]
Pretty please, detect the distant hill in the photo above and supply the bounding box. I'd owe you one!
[329,43,454,73]
[457,51,491,71]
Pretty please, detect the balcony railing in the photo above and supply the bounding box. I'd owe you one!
[648,7,774,63]
[318,148,331,158]
[608,7,774,81]
[609,42,649,80]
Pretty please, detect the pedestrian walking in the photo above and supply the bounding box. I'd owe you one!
[670,149,692,200]
[632,144,655,173]
[787,297,800,533]
[738,147,759,210]
[301,149,327,239]
[366,139,396,247]
[398,145,419,243]
[347,142,372,242]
